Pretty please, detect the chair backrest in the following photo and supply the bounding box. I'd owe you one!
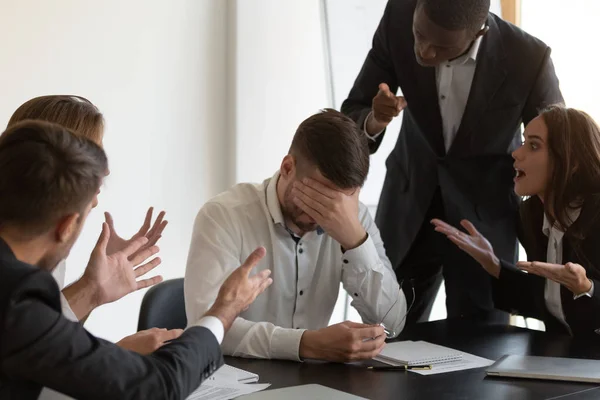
[137,278,187,331]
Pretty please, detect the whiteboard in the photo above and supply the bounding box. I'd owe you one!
[321,0,503,206]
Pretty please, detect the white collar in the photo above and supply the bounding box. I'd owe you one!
[447,26,485,66]
[265,170,285,226]
[466,33,483,62]
[542,206,582,239]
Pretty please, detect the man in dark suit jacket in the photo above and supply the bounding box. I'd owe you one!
[0,121,272,400]
[341,0,563,325]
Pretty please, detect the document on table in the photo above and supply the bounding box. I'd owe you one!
[186,381,271,400]
[186,364,270,400]
[208,364,259,384]
[409,349,494,376]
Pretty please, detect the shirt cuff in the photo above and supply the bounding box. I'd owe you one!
[342,235,381,271]
[574,279,595,300]
[270,327,306,361]
[363,111,384,141]
[193,316,225,344]
[59,292,79,323]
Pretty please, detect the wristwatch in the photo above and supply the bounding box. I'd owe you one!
[574,279,595,300]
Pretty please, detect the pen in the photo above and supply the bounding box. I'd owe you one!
[367,365,432,371]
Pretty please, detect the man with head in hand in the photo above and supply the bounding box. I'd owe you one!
[185,109,407,363]
[341,0,563,326]
[0,121,272,400]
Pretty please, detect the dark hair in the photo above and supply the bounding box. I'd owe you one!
[541,105,600,237]
[0,120,108,235]
[289,108,369,189]
[417,0,490,34]
[8,95,104,145]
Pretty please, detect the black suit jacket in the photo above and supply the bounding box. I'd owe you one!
[341,0,563,314]
[0,239,223,400]
[494,197,600,338]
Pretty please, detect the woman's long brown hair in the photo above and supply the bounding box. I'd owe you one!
[7,95,104,145]
[540,105,600,239]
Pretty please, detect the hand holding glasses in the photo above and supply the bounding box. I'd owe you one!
[378,279,415,339]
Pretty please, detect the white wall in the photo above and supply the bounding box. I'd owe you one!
[233,0,330,183]
[521,0,600,121]
[0,0,231,342]
[324,0,399,208]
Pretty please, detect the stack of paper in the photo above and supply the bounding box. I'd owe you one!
[186,364,270,400]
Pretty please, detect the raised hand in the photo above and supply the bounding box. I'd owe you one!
[431,218,500,278]
[83,222,163,306]
[105,207,167,260]
[517,261,593,295]
[205,247,273,332]
[367,83,407,135]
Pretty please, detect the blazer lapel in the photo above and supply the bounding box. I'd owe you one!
[449,15,508,156]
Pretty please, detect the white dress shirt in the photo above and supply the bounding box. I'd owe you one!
[51,260,66,289]
[51,260,79,322]
[542,207,585,335]
[184,171,406,361]
[192,316,225,344]
[365,34,483,152]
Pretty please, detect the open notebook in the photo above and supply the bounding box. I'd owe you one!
[374,340,463,366]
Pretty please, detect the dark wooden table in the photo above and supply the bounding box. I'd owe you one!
[226,318,600,399]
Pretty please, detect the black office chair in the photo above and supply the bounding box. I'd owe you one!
[137,278,188,331]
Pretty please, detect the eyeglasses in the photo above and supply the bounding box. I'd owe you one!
[379,279,416,338]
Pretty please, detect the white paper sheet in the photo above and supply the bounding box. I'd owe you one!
[186,382,271,400]
[206,365,240,383]
[409,350,494,376]
[207,364,259,384]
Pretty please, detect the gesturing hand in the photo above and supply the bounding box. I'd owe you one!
[83,222,163,306]
[517,261,593,295]
[205,247,273,332]
[431,218,501,278]
[367,83,407,134]
[105,207,167,260]
[292,178,367,250]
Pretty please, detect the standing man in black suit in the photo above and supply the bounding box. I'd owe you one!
[0,121,272,400]
[341,0,563,325]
